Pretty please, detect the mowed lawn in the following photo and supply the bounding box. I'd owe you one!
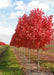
[0,46,25,75]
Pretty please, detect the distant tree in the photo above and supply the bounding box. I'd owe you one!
[10,8,53,71]
[0,41,6,45]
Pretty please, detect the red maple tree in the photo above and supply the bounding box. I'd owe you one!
[10,8,53,70]
[0,41,6,46]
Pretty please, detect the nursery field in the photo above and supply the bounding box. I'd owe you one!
[0,46,25,75]
[0,45,54,75]
[13,44,54,73]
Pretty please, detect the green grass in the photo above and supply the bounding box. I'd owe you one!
[0,46,25,75]
[0,46,7,54]
[40,61,54,73]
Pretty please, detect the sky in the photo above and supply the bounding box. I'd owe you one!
[0,0,54,44]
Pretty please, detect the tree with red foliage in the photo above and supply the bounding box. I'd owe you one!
[10,8,53,71]
[0,41,6,46]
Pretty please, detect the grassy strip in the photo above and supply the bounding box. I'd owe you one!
[0,46,25,75]
[0,46,7,54]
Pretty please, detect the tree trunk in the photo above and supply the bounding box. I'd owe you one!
[23,48,25,63]
[28,48,30,63]
[37,49,39,71]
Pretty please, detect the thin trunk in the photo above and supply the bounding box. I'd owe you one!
[28,48,30,63]
[37,49,39,71]
[24,48,25,59]
[23,48,25,63]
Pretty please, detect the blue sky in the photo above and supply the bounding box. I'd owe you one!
[0,0,54,44]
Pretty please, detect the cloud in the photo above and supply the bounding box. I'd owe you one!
[0,0,12,8]
[0,22,2,25]
[0,25,15,44]
[0,35,11,44]
[15,0,49,11]
[32,0,54,5]
[32,0,54,8]
[27,1,49,11]
[0,26,15,36]
[15,1,25,10]
[15,0,54,12]
[8,11,25,19]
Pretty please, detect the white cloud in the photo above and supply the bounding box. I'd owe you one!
[16,1,25,10]
[15,0,54,12]
[0,22,2,25]
[0,26,15,36]
[15,0,49,11]
[0,35,11,44]
[0,0,12,8]
[27,1,49,11]
[52,20,54,29]
[32,0,54,7]
[52,20,54,22]
[17,11,25,17]
[8,11,25,19]
[8,12,17,19]
[0,25,15,44]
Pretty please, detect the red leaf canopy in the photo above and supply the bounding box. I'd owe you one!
[0,41,6,46]
[10,8,53,50]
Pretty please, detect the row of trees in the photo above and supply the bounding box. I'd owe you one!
[10,8,54,70]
